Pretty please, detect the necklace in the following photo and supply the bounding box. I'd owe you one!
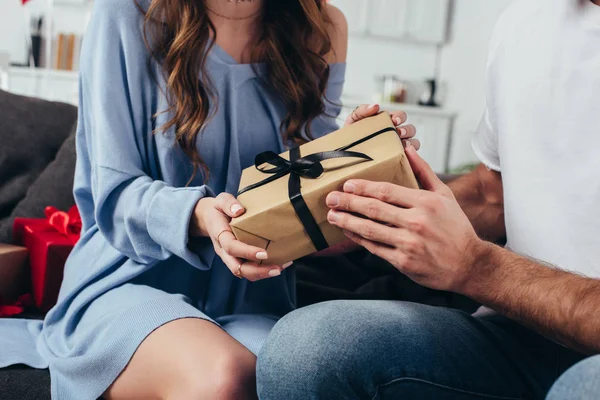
[205,1,261,21]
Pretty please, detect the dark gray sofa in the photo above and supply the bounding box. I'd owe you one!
[0,89,476,399]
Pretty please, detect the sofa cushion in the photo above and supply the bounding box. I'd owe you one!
[0,365,50,400]
[0,124,77,243]
[0,90,77,230]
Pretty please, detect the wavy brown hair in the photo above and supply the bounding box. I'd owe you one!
[136,0,334,182]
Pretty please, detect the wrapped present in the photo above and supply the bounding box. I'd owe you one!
[0,243,29,303]
[0,294,34,318]
[13,205,81,312]
[231,112,418,265]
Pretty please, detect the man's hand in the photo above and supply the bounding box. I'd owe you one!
[313,104,420,258]
[325,144,486,292]
[327,145,600,354]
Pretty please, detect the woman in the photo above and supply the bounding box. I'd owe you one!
[0,0,418,398]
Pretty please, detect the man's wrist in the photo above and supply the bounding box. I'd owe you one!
[456,239,503,298]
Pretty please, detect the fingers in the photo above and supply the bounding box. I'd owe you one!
[215,192,245,218]
[397,123,416,139]
[342,230,398,261]
[327,209,398,246]
[345,103,380,125]
[219,248,293,282]
[403,138,421,151]
[217,230,268,262]
[390,110,408,127]
[326,191,409,227]
[404,145,449,195]
[237,261,293,282]
[342,179,427,209]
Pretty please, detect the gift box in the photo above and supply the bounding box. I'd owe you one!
[12,205,81,312]
[231,112,418,265]
[0,243,29,303]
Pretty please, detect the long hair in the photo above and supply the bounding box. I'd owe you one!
[136,0,333,182]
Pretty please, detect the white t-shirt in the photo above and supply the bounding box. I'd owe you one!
[472,0,600,278]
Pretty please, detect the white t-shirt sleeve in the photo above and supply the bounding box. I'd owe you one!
[472,108,501,171]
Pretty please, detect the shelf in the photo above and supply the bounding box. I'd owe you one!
[341,95,457,119]
[9,66,78,81]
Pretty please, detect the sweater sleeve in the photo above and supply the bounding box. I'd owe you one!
[79,0,215,268]
[309,62,347,139]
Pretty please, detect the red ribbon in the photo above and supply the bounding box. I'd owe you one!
[44,205,82,244]
[0,294,33,318]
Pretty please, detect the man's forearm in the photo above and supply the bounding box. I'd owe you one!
[463,242,600,354]
[447,164,505,241]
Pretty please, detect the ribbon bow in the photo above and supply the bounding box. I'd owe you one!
[237,126,397,251]
[237,149,373,196]
[44,205,82,244]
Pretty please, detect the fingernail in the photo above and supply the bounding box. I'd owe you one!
[282,261,294,269]
[405,140,413,148]
[400,128,407,138]
[256,251,268,260]
[395,117,403,126]
[328,210,339,223]
[268,269,281,277]
[343,230,354,239]
[368,103,378,110]
[326,194,339,207]
[344,181,356,193]
[231,204,244,215]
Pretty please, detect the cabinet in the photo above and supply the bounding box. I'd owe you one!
[330,0,450,44]
[329,0,369,35]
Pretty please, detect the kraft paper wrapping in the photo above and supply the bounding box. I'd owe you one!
[0,243,29,301]
[231,112,419,265]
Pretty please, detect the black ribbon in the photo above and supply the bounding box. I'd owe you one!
[237,126,397,251]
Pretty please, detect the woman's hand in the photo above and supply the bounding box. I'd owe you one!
[345,103,420,151]
[190,193,291,281]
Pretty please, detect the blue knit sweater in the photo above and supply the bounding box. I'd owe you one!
[0,0,345,398]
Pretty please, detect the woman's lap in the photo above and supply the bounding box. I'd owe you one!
[44,283,275,399]
[257,300,584,400]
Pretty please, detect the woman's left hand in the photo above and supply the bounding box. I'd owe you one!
[345,103,420,150]
[312,104,420,258]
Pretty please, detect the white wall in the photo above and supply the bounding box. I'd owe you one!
[0,0,90,65]
[440,0,512,168]
[0,0,32,64]
[1,0,511,169]
[343,0,511,169]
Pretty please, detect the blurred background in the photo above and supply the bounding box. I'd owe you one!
[0,0,511,173]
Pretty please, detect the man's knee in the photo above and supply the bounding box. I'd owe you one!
[547,355,600,400]
[257,300,449,398]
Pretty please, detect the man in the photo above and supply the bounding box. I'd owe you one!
[257,0,600,398]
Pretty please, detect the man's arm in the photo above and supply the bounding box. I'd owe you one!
[465,243,600,355]
[451,166,600,353]
[325,145,600,354]
[447,164,505,242]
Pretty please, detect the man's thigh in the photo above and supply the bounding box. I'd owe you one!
[546,355,600,400]
[258,300,585,400]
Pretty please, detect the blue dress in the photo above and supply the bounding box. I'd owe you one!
[0,0,345,398]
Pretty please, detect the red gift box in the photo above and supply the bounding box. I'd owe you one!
[12,206,81,312]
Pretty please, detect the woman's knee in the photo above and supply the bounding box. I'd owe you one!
[106,318,259,400]
[175,349,257,400]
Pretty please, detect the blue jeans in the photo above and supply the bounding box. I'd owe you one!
[257,300,585,400]
[546,355,600,399]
